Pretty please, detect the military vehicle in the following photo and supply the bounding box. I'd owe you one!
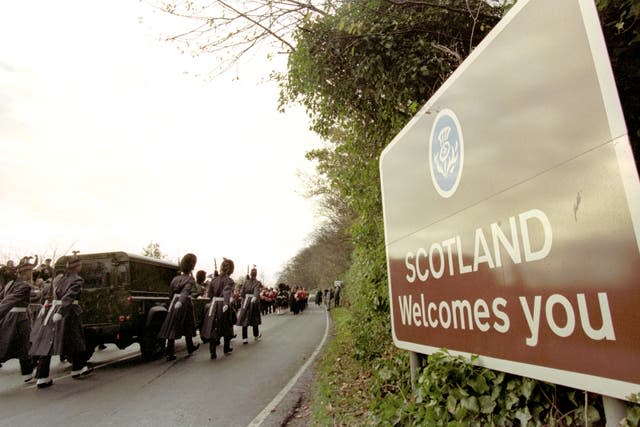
[53,251,208,361]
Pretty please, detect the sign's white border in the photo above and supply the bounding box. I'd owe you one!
[379,0,640,401]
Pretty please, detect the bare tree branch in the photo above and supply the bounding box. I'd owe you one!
[149,0,339,75]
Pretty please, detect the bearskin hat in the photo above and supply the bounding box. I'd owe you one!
[66,251,81,270]
[180,253,197,273]
[250,267,257,278]
[196,270,206,284]
[220,258,234,276]
[66,256,81,270]
[17,256,37,273]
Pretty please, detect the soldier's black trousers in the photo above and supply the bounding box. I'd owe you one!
[242,325,259,340]
[19,357,33,376]
[209,336,231,356]
[35,354,84,379]
[166,336,197,357]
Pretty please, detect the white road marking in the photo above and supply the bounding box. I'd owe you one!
[247,308,330,427]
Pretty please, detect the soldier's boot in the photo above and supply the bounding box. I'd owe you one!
[71,365,93,379]
[35,356,53,388]
[209,339,217,359]
[223,337,233,355]
[166,339,176,361]
[20,358,35,383]
[187,336,200,356]
[36,377,53,389]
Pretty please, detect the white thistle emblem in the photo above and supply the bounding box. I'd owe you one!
[428,108,463,198]
[434,126,459,178]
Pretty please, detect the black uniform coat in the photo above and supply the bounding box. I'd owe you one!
[29,272,86,357]
[237,278,262,327]
[158,274,196,340]
[29,279,53,343]
[0,279,32,362]
[201,275,235,340]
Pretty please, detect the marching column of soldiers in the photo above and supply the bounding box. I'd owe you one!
[0,252,316,389]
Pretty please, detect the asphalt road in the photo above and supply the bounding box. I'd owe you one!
[0,303,328,427]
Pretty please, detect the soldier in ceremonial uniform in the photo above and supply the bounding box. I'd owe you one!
[237,266,262,344]
[290,286,300,315]
[41,258,55,280]
[194,270,207,298]
[0,256,36,382]
[158,253,200,361]
[30,253,93,389]
[201,258,235,358]
[0,260,17,292]
[276,284,289,315]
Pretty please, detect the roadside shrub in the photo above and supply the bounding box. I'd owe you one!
[369,350,611,426]
[343,241,391,361]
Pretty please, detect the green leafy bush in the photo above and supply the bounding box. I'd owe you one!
[369,350,613,426]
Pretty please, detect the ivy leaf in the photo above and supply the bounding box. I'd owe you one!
[447,395,457,414]
[505,391,519,410]
[469,375,489,394]
[627,403,640,425]
[479,395,496,414]
[520,378,536,400]
[515,407,532,425]
[460,396,479,413]
[453,406,468,421]
[586,405,601,423]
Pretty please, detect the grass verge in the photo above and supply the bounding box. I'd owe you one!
[308,307,376,426]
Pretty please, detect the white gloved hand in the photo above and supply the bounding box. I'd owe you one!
[52,313,62,323]
[174,301,182,310]
[223,305,229,313]
[252,296,257,302]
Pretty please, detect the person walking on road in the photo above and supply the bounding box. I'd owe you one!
[0,256,37,383]
[201,258,236,358]
[159,253,200,361]
[29,252,93,389]
[237,266,262,344]
[334,283,342,307]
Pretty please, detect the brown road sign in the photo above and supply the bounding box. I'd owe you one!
[380,0,639,401]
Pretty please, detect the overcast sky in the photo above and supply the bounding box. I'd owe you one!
[0,1,325,284]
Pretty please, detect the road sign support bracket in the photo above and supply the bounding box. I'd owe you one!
[603,395,626,426]
[409,351,420,391]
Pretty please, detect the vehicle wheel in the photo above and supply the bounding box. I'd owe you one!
[140,325,165,361]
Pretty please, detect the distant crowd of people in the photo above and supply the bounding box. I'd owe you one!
[315,282,342,310]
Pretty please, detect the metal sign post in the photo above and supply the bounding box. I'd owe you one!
[603,396,627,427]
